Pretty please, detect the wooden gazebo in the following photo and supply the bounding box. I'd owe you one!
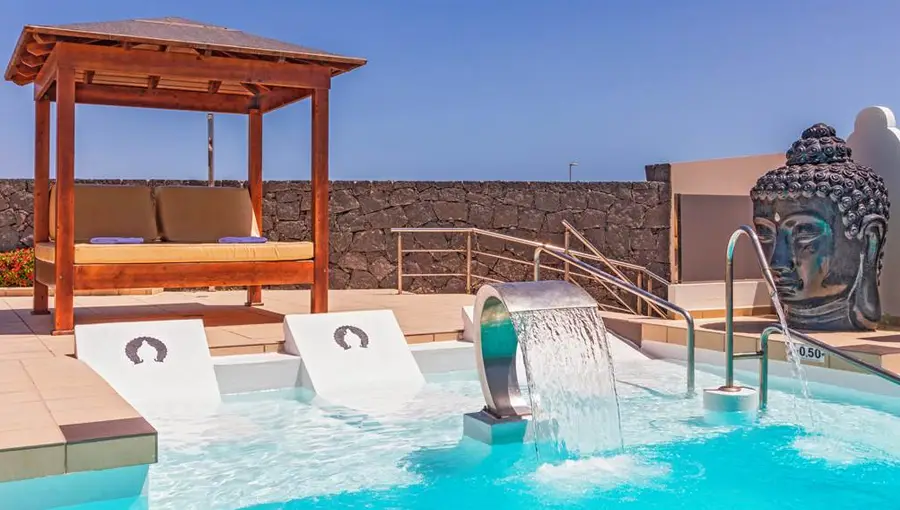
[4,17,366,334]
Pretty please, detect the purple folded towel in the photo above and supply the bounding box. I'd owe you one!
[218,236,268,244]
[89,237,144,245]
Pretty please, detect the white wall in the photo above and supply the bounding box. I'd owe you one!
[847,106,900,318]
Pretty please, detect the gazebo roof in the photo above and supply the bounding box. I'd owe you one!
[5,17,367,85]
[4,17,366,114]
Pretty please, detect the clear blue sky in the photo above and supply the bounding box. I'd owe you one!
[1,0,899,182]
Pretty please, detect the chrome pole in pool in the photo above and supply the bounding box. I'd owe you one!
[723,225,780,391]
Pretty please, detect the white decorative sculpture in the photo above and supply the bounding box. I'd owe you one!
[848,106,900,320]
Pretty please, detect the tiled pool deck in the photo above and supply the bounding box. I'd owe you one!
[1,289,899,485]
[602,313,900,374]
[0,289,475,483]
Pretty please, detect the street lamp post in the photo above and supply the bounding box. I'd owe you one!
[568,161,579,182]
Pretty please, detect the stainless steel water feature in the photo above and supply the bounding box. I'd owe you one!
[721,225,900,409]
[472,280,599,418]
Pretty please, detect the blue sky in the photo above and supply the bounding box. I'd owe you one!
[1,0,899,182]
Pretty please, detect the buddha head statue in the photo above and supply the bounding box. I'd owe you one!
[750,123,890,331]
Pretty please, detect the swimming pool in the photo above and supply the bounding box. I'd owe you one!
[56,355,900,510]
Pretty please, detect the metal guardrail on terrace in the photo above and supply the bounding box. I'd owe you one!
[390,226,671,318]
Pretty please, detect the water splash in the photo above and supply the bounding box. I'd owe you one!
[510,306,623,458]
[770,296,817,427]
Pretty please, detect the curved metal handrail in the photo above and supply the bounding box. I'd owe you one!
[533,245,697,395]
[723,225,781,388]
[723,225,900,409]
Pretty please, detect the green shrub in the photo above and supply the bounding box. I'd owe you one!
[0,248,34,287]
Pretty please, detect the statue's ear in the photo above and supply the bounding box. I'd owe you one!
[852,214,888,329]
[862,214,887,264]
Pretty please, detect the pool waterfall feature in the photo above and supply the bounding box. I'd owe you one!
[464,280,623,455]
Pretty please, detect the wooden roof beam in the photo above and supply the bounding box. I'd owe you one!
[31,33,56,45]
[148,75,160,89]
[84,70,94,84]
[241,82,271,95]
[26,43,55,57]
[33,48,59,100]
[59,43,331,89]
[74,83,250,114]
[259,87,312,113]
[20,54,45,68]
[208,80,221,93]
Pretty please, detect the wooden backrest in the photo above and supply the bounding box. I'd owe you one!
[48,184,158,242]
[155,186,260,243]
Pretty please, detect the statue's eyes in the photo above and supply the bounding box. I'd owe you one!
[793,223,824,244]
[755,224,775,243]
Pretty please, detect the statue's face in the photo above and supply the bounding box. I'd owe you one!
[752,196,862,304]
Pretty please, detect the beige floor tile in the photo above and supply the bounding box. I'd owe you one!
[0,426,64,450]
[0,338,48,355]
[641,323,667,343]
[0,351,54,361]
[0,445,65,483]
[50,404,142,427]
[0,389,42,406]
[222,323,283,341]
[44,394,132,414]
[695,330,724,351]
[0,402,57,432]
[210,345,265,356]
[39,335,75,357]
[66,435,157,474]
[666,326,687,345]
[38,382,119,401]
[205,329,254,348]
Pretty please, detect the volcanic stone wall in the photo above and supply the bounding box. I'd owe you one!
[0,179,670,294]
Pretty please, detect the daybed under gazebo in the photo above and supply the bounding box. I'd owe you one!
[4,17,366,334]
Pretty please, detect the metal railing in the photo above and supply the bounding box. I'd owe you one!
[562,220,669,318]
[533,246,697,395]
[721,225,900,407]
[391,227,670,317]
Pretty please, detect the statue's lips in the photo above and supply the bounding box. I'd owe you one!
[773,277,801,294]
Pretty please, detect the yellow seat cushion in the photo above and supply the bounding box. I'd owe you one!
[155,186,260,243]
[49,184,158,242]
[34,241,314,264]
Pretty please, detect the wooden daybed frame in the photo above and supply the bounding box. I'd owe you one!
[4,18,367,334]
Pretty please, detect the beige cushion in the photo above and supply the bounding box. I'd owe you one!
[49,185,158,242]
[155,186,260,243]
[35,241,314,264]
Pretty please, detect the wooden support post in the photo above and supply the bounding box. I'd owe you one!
[53,65,75,335]
[246,108,264,306]
[32,98,51,315]
[310,88,329,314]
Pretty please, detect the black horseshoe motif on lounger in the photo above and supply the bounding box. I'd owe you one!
[333,325,370,350]
[124,336,169,365]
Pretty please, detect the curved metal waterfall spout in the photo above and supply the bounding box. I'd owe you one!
[473,280,600,419]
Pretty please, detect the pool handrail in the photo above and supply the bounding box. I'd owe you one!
[723,225,781,388]
[722,225,900,407]
[533,245,698,395]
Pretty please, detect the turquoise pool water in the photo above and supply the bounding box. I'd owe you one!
[57,359,900,509]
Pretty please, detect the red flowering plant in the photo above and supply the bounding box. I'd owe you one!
[0,248,34,287]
